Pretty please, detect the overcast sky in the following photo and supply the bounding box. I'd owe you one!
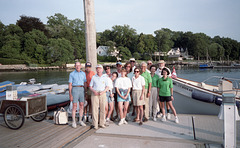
[0,0,239,41]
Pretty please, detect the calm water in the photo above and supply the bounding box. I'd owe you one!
[0,67,240,115]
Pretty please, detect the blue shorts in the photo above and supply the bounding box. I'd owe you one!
[117,89,131,102]
[72,87,85,103]
[106,91,114,103]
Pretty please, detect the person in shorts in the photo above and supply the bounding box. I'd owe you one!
[104,66,114,125]
[115,68,132,126]
[157,68,179,123]
[132,67,145,125]
[69,62,87,128]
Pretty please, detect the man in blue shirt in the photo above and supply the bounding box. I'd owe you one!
[69,62,87,128]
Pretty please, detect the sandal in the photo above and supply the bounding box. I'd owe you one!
[133,118,140,122]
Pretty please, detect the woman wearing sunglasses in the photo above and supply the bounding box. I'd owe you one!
[132,68,145,125]
[115,68,132,126]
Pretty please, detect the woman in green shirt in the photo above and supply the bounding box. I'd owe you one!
[157,68,179,123]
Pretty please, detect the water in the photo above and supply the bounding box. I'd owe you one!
[0,68,240,115]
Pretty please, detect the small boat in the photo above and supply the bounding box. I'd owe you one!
[0,81,15,92]
[0,79,70,111]
[199,64,214,69]
[172,76,240,112]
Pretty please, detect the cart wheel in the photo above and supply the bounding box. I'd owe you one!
[31,111,47,122]
[4,105,25,130]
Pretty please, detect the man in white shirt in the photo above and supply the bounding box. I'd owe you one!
[155,60,172,78]
[90,64,109,129]
[129,58,136,72]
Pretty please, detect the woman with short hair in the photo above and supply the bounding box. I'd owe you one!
[115,68,132,126]
[157,68,179,123]
[132,67,145,125]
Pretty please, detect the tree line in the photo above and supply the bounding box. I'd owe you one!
[0,13,239,65]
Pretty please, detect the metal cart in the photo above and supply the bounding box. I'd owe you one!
[0,95,47,130]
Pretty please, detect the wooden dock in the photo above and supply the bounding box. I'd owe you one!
[0,114,239,148]
[0,116,91,148]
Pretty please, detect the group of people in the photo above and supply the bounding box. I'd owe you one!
[68,58,179,129]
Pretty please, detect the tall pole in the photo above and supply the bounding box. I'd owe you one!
[83,0,97,71]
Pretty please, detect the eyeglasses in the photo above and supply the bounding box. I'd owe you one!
[130,61,135,63]
[105,67,110,70]
[134,71,140,73]
[147,63,152,65]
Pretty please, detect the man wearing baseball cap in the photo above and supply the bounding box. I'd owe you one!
[89,64,110,129]
[84,62,95,123]
[129,58,136,72]
[116,61,122,77]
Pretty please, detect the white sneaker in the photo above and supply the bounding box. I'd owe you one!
[153,117,157,122]
[88,116,92,123]
[123,119,128,124]
[79,121,86,126]
[72,121,77,128]
[83,116,87,122]
[157,113,163,118]
[118,119,124,126]
[161,115,166,122]
[175,116,179,124]
[167,113,171,120]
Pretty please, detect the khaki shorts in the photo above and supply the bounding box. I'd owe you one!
[132,90,145,106]
[86,87,92,100]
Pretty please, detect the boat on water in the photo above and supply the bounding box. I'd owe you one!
[0,79,70,110]
[172,76,240,114]
[199,64,214,69]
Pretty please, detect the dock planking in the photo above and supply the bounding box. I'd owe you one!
[0,117,90,148]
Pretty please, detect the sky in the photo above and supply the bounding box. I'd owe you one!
[0,0,240,41]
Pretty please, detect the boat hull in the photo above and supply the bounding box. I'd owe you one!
[172,77,240,115]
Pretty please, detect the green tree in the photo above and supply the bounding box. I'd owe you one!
[16,15,49,36]
[133,52,141,60]
[0,21,4,48]
[46,38,74,65]
[118,46,132,60]
[0,35,21,59]
[209,43,225,61]
[110,25,138,53]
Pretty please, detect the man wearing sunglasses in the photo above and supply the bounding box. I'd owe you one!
[129,58,136,72]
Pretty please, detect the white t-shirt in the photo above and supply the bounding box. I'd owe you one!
[155,67,172,78]
[115,77,132,90]
[132,75,145,90]
[106,77,113,91]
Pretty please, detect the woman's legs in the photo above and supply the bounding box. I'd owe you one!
[107,102,114,119]
[123,101,129,119]
[139,105,143,122]
[166,101,177,116]
[105,101,108,118]
[118,102,124,119]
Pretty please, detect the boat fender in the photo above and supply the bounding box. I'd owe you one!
[191,90,214,103]
[215,97,240,109]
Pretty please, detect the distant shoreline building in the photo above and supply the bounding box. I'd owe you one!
[97,46,121,60]
[153,48,194,61]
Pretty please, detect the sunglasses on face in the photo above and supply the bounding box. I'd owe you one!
[130,61,135,63]
[134,71,140,73]
[147,63,152,65]
[105,67,110,70]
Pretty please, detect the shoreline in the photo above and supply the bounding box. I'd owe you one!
[0,61,239,72]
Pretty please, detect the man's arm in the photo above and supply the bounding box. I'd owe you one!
[69,83,73,101]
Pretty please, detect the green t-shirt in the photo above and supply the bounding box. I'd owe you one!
[141,71,152,89]
[151,74,159,88]
[157,77,173,96]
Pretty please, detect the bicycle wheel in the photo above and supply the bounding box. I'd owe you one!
[31,111,47,122]
[4,105,25,130]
